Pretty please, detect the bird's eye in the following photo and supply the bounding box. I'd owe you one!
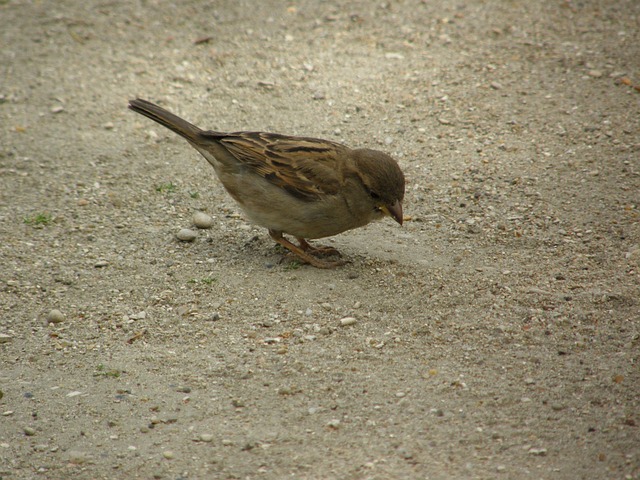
[368,190,381,200]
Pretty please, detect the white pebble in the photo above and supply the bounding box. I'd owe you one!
[326,419,341,429]
[162,450,175,459]
[340,317,357,327]
[0,334,13,343]
[193,211,214,229]
[176,228,197,242]
[199,433,214,442]
[528,447,547,456]
[46,309,65,324]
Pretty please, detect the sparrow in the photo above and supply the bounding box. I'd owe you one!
[128,98,405,268]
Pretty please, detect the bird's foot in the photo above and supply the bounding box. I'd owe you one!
[296,238,341,258]
[269,231,347,269]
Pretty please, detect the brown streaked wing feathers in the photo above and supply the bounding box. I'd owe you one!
[201,132,344,201]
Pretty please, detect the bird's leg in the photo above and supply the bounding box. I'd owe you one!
[269,230,346,269]
[296,238,341,257]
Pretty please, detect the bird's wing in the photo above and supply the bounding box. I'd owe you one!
[206,132,346,201]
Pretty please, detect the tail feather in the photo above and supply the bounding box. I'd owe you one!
[128,98,202,142]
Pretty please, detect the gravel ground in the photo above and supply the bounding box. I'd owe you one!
[1,1,639,479]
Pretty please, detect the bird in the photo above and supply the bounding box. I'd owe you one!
[128,98,405,268]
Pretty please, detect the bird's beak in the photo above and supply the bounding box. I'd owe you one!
[380,200,403,226]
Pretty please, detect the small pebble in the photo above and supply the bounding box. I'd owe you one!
[162,450,175,460]
[94,260,109,268]
[176,228,197,242]
[24,426,36,436]
[146,129,159,140]
[528,447,547,456]
[326,419,341,429]
[397,448,413,459]
[588,69,603,78]
[67,450,89,464]
[339,317,357,327]
[199,433,214,443]
[129,311,146,320]
[51,105,64,114]
[46,309,65,324]
[490,81,502,90]
[103,122,114,130]
[193,211,214,229]
[277,386,295,395]
[0,334,13,343]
